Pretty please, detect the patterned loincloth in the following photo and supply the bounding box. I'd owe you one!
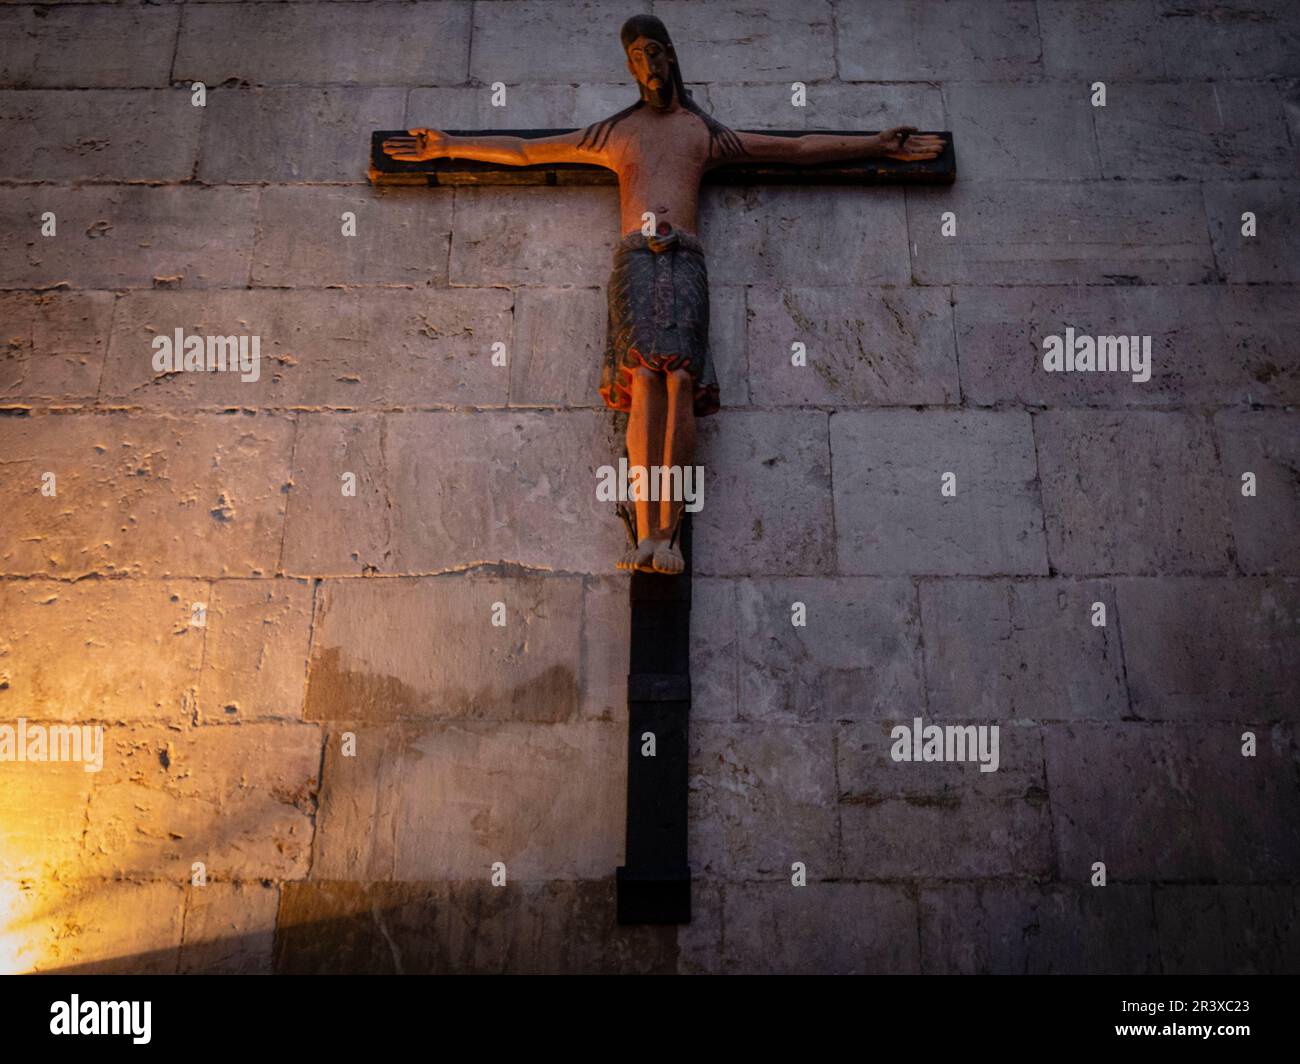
[599,225,720,418]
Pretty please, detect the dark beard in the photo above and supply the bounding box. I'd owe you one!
[641,78,675,110]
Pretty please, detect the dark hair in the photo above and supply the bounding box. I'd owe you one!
[578,15,742,160]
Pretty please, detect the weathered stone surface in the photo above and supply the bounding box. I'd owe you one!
[954,285,1300,408]
[837,720,1045,800]
[470,0,649,84]
[737,577,923,721]
[703,82,943,133]
[303,575,585,723]
[655,0,835,83]
[1037,0,1167,78]
[179,882,278,975]
[279,414,389,573]
[253,186,452,288]
[831,410,1047,576]
[510,286,606,408]
[199,578,313,722]
[0,5,180,88]
[1116,579,1300,720]
[692,410,836,576]
[690,577,738,723]
[1204,180,1300,283]
[1153,0,1300,78]
[1036,412,1234,575]
[0,186,257,289]
[312,722,623,880]
[24,880,186,975]
[1044,723,1300,881]
[276,879,676,974]
[450,187,618,286]
[840,795,1054,878]
[908,183,1216,286]
[406,84,630,131]
[176,1,472,86]
[390,411,625,573]
[1156,885,1300,974]
[0,90,200,183]
[83,722,322,880]
[690,723,838,878]
[1095,82,1296,180]
[747,286,958,406]
[0,578,203,722]
[580,574,629,722]
[0,759,93,878]
[0,291,113,402]
[721,882,920,974]
[103,289,511,408]
[944,83,1100,180]
[1216,411,1300,573]
[701,185,909,286]
[836,0,1041,81]
[0,412,295,577]
[920,579,1127,721]
[920,884,1157,974]
[198,87,405,183]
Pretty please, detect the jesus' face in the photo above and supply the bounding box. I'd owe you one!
[626,35,676,110]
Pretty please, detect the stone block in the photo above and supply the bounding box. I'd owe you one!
[179,881,279,974]
[692,410,836,577]
[737,576,924,721]
[0,411,295,577]
[1116,578,1300,719]
[944,83,1100,180]
[0,578,203,722]
[919,578,1127,721]
[0,90,201,182]
[470,0,650,84]
[1044,722,1300,881]
[831,410,1047,576]
[1216,411,1300,573]
[1035,411,1234,574]
[303,574,585,723]
[176,1,472,86]
[0,5,180,88]
[1155,885,1300,973]
[83,721,323,880]
[0,186,257,290]
[908,182,1216,286]
[655,0,835,83]
[0,291,113,402]
[1205,180,1300,283]
[747,285,958,406]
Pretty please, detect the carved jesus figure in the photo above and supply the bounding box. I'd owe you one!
[384,14,942,574]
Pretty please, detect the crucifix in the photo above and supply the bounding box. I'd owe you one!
[374,14,954,923]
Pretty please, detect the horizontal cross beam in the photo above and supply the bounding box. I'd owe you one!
[369,129,956,186]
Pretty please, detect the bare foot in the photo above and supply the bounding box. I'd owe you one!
[652,539,685,574]
[617,537,658,572]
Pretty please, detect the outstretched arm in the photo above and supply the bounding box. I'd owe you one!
[723,125,944,166]
[382,128,608,167]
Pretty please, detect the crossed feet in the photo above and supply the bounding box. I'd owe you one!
[617,535,685,574]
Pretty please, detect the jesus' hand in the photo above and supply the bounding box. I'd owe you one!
[382,128,448,161]
[877,126,945,161]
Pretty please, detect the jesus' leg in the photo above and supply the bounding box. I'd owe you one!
[652,367,696,575]
[617,365,667,572]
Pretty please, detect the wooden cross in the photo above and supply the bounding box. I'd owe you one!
[370,17,953,928]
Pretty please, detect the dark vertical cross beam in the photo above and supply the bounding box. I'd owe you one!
[369,128,955,925]
[617,514,693,923]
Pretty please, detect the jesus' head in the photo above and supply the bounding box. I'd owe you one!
[621,15,684,111]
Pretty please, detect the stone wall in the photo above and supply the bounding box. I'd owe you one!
[0,0,1297,973]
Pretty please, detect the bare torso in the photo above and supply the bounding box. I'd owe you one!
[605,105,713,237]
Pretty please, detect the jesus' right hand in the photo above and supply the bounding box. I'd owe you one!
[382,129,448,161]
